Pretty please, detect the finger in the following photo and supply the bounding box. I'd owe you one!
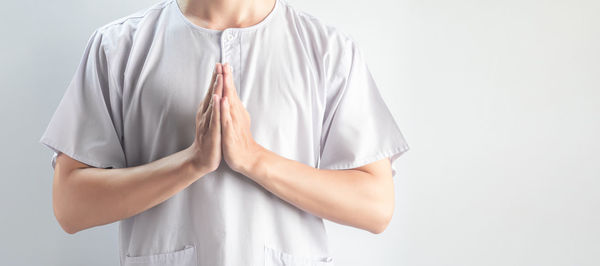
[208,62,218,92]
[200,63,219,113]
[222,63,239,103]
[204,71,223,131]
[208,93,220,132]
[226,63,244,115]
[202,94,214,134]
[223,63,243,120]
[213,63,224,98]
[229,63,239,98]
[221,96,233,137]
[209,93,221,138]
[208,72,223,131]
[201,63,222,114]
[202,72,221,114]
[213,73,223,104]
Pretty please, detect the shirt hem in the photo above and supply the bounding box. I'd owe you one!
[39,136,125,169]
[318,144,410,174]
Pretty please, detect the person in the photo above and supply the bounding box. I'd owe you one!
[38,0,410,264]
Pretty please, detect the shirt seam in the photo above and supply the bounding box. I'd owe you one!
[97,0,171,34]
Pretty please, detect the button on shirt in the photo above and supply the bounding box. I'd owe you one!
[39,0,410,265]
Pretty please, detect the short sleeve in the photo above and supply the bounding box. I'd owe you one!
[39,29,127,170]
[318,37,409,177]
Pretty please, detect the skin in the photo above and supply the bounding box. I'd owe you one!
[52,0,395,235]
[176,0,277,30]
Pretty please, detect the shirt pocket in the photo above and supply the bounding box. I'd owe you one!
[264,244,334,266]
[124,244,197,266]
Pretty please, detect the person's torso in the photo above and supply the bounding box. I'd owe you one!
[97,0,347,265]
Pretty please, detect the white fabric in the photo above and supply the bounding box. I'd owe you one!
[39,0,410,264]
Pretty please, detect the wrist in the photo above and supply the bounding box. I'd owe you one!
[240,144,268,178]
[182,144,211,178]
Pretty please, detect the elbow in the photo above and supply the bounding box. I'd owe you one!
[54,212,79,235]
[368,200,394,235]
[58,220,79,235]
[368,211,393,235]
[52,183,82,235]
[51,158,88,235]
[53,201,81,235]
[359,165,395,234]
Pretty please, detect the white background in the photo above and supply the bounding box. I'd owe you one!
[1,0,598,265]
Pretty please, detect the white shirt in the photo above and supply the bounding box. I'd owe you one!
[39,0,410,265]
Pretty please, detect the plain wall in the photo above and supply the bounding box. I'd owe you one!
[1,0,598,265]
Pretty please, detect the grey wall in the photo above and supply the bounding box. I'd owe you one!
[1,0,599,265]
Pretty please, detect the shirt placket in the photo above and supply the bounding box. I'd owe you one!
[220,29,241,96]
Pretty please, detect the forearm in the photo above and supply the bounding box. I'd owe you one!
[240,148,394,234]
[53,146,205,234]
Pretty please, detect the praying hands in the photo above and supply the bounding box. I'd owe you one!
[187,62,395,234]
[188,62,265,176]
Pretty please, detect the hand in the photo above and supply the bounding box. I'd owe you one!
[220,63,265,174]
[189,63,224,174]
